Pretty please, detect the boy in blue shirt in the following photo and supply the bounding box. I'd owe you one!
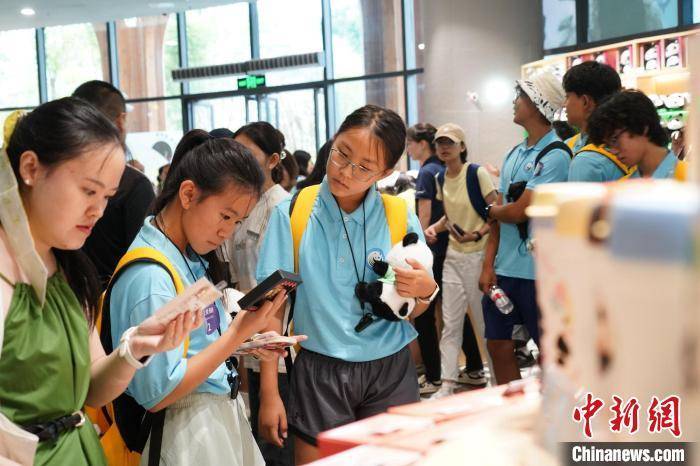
[562,61,630,181]
[588,89,678,179]
[480,72,570,385]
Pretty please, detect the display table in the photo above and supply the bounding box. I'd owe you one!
[313,379,558,465]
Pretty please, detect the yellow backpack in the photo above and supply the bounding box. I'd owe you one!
[567,133,632,176]
[282,185,408,360]
[86,247,189,466]
[290,184,408,272]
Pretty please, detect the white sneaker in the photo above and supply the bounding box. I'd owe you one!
[457,369,488,386]
[429,382,456,400]
[419,380,442,396]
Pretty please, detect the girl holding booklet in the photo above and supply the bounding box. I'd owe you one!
[0,99,200,466]
[108,130,287,465]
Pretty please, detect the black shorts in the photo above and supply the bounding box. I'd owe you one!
[287,346,419,445]
[482,275,540,345]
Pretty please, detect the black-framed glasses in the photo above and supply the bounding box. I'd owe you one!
[329,147,381,182]
[606,128,627,149]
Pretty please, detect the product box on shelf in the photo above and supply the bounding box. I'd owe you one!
[618,45,634,74]
[587,181,699,442]
[663,36,685,68]
[316,413,434,458]
[527,183,609,450]
[641,41,662,71]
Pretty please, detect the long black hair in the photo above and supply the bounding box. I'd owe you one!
[233,121,286,184]
[336,104,406,169]
[296,139,332,191]
[6,97,125,327]
[153,129,265,284]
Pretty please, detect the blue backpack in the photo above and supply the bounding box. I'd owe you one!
[435,164,489,221]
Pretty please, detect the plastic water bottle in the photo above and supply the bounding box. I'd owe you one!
[489,285,514,315]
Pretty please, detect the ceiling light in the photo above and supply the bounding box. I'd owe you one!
[417,43,425,50]
[149,2,175,8]
[20,7,35,16]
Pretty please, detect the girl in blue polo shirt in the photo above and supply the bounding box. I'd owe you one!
[588,89,679,179]
[109,131,287,465]
[256,105,438,464]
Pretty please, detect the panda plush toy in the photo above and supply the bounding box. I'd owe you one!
[356,232,434,321]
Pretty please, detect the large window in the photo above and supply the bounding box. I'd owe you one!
[695,0,700,23]
[186,3,251,94]
[331,0,404,78]
[335,77,405,126]
[0,29,39,108]
[0,0,419,167]
[588,0,678,42]
[125,99,183,182]
[258,0,324,86]
[192,96,247,133]
[45,23,108,99]
[543,0,577,49]
[116,15,180,98]
[259,89,319,154]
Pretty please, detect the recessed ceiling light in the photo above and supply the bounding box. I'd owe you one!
[20,7,36,16]
[417,43,425,50]
[149,2,175,8]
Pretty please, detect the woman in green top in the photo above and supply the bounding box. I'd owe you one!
[0,97,200,465]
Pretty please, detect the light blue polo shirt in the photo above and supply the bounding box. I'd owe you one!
[109,216,233,410]
[567,133,626,182]
[256,177,424,362]
[629,150,678,179]
[496,129,570,280]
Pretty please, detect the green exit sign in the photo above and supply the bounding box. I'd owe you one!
[237,75,266,90]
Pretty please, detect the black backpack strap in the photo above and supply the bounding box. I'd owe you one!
[533,141,573,171]
[101,258,178,457]
[148,410,166,466]
[283,194,303,379]
[466,164,488,221]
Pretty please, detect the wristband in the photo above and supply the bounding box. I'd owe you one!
[417,284,440,304]
[118,327,152,369]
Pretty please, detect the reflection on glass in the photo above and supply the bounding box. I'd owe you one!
[331,0,403,78]
[0,29,39,108]
[117,15,180,98]
[543,0,576,49]
[192,97,247,133]
[45,23,108,100]
[334,77,405,131]
[258,89,318,154]
[588,0,678,42]
[186,3,251,94]
[125,100,183,183]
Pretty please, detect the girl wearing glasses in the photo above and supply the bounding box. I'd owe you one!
[256,105,438,464]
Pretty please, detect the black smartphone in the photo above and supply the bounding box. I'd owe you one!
[452,223,466,236]
[237,270,302,311]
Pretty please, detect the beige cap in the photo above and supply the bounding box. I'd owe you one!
[434,123,466,144]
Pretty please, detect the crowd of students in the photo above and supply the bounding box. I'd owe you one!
[0,58,687,466]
